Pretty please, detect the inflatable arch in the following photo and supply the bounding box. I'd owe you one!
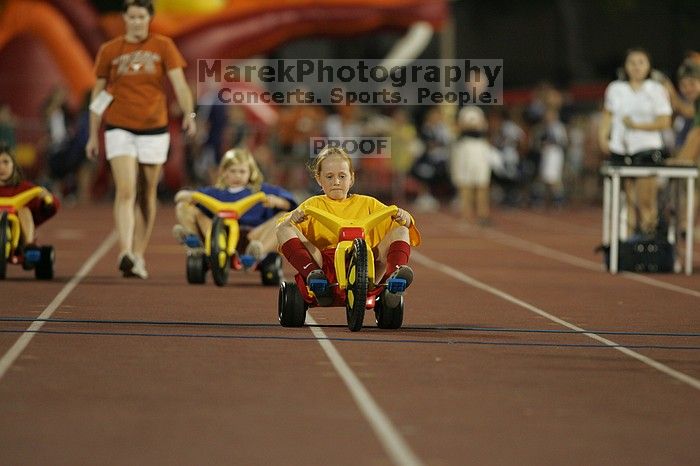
[0,0,446,104]
[0,0,95,103]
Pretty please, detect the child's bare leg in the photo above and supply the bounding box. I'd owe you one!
[194,211,212,238]
[18,207,36,244]
[459,186,474,222]
[248,213,285,253]
[175,202,199,232]
[174,203,210,249]
[476,185,490,220]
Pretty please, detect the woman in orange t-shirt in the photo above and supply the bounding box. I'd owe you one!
[86,0,196,279]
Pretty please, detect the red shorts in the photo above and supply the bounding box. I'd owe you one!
[320,248,338,284]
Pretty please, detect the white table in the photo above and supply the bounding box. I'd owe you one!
[600,164,698,275]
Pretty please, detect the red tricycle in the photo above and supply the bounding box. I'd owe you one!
[0,186,55,280]
[278,205,408,331]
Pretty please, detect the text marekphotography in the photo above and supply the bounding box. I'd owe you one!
[197,59,503,106]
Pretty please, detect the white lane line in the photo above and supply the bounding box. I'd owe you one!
[306,315,424,466]
[486,228,602,272]
[412,251,700,391]
[457,220,700,299]
[0,232,118,381]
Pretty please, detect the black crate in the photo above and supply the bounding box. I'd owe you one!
[600,239,675,273]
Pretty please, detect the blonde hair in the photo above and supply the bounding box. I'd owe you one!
[216,148,263,191]
[309,145,355,179]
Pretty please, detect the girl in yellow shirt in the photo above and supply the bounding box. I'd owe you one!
[276,146,420,302]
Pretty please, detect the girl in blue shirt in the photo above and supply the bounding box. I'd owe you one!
[173,148,296,260]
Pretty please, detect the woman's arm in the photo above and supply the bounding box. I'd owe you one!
[676,126,700,163]
[85,78,107,160]
[597,109,612,155]
[167,68,196,137]
[622,115,672,131]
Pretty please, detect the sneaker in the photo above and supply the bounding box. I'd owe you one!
[307,269,333,306]
[172,224,187,242]
[129,256,149,279]
[172,224,203,251]
[384,265,413,308]
[385,265,414,293]
[22,244,41,270]
[118,252,135,277]
[244,240,264,262]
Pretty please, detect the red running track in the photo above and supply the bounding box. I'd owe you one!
[0,203,699,465]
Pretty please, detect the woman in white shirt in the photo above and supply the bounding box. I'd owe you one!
[598,47,672,236]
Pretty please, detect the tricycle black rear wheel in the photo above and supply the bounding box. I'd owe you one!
[278,281,307,327]
[34,245,54,280]
[375,290,404,329]
[186,253,207,284]
[260,253,283,286]
[0,212,9,279]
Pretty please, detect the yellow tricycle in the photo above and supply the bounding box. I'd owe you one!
[278,205,407,331]
[0,186,55,280]
[185,191,283,286]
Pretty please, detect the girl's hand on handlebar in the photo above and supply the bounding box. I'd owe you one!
[174,190,194,204]
[264,194,291,210]
[40,187,53,204]
[392,208,411,227]
[289,208,307,224]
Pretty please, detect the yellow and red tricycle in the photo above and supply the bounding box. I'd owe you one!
[0,186,55,280]
[278,205,407,331]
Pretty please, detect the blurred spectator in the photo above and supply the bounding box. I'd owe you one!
[45,91,95,203]
[41,87,73,185]
[489,107,526,206]
[672,58,700,240]
[275,103,325,196]
[564,115,583,197]
[665,53,700,148]
[388,108,421,203]
[42,87,72,154]
[190,85,229,185]
[410,106,453,211]
[451,106,500,224]
[532,107,568,208]
[597,47,672,237]
[325,105,362,139]
[225,106,251,149]
[0,103,16,149]
[524,82,563,125]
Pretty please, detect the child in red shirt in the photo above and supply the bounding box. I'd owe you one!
[0,145,60,261]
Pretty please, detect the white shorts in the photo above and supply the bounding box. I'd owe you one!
[105,128,170,164]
